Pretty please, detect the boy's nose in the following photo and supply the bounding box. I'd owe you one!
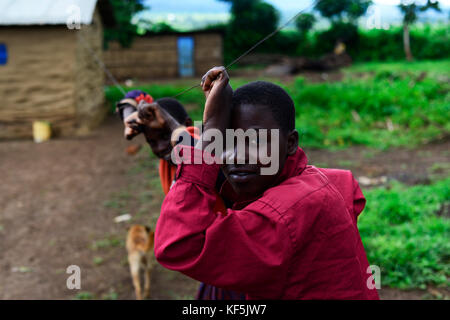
[223,145,255,164]
[222,148,235,164]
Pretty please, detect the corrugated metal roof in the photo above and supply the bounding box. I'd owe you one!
[0,0,98,26]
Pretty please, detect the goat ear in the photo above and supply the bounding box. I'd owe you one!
[145,225,151,233]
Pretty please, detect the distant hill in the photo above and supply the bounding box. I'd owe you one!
[142,0,230,14]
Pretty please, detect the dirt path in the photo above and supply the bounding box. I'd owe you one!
[0,116,448,299]
[0,116,198,300]
[305,140,450,186]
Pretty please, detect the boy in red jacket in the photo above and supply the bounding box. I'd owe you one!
[150,67,379,299]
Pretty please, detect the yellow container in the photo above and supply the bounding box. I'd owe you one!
[32,121,51,143]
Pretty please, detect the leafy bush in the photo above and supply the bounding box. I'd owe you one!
[223,23,449,64]
[222,0,280,63]
[258,30,304,56]
[359,179,450,288]
[316,22,359,54]
[295,13,316,34]
[350,24,450,62]
[288,66,449,148]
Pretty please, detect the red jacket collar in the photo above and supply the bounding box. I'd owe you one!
[220,147,308,207]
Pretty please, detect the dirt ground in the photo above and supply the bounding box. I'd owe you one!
[0,116,448,300]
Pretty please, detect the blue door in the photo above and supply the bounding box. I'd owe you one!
[177,37,194,77]
[0,44,7,65]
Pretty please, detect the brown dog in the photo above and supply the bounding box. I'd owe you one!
[126,224,154,300]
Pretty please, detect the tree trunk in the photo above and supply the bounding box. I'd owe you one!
[403,23,413,61]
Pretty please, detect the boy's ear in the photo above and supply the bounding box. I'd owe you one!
[287,130,299,156]
[184,117,193,127]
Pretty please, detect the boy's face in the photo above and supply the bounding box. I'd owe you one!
[143,126,173,161]
[144,117,192,162]
[222,103,298,199]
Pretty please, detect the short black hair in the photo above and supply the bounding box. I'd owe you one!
[156,98,189,124]
[232,81,295,134]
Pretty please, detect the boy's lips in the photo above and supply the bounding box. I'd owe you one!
[226,167,258,183]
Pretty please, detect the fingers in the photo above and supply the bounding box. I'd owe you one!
[136,101,169,129]
[201,67,224,89]
[201,66,228,92]
[124,111,141,139]
[124,126,139,140]
[137,101,157,122]
[126,118,140,130]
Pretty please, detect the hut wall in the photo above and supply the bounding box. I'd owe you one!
[103,36,178,80]
[0,27,77,139]
[103,33,223,80]
[74,8,107,133]
[193,33,223,76]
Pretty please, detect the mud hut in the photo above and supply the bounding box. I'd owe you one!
[0,0,115,139]
[103,30,223,80]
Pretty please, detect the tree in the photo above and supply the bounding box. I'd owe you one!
[398,0,441,61]
[314,0,371,22]
[104,0,146,48]
[347,0,372,22]
[220,0,279,36]
[295,13,316,35]
[314,0,351,21]
[220,0,280,62]
[314,0,372,52]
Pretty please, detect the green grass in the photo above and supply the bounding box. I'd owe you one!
[93,256,104,266]
[74,292,94,300]
[105,60,449,149]
[346,60,450,75]
[289,65,449,148]
[102,289,119,300]
[359,178,450,289]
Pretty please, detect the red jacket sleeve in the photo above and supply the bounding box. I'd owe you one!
[154,146,293,297]
[352,175,366,219]
[317,168,366,223]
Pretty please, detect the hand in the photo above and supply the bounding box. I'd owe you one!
[200,66,233,133]
[123,111,142,140]
[137,101,180,132]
